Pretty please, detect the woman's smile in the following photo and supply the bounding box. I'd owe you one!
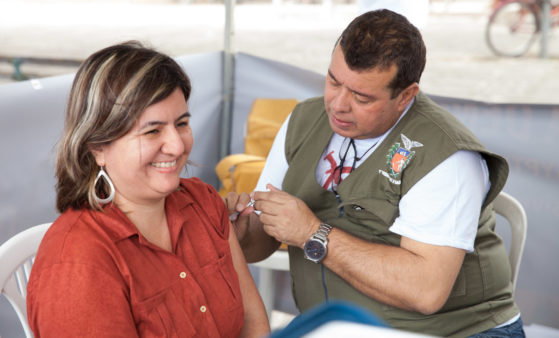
[151,160,177,168]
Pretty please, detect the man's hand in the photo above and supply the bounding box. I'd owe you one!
[223,190,281,263]
[252,184,321,248]
[224,191,255,242]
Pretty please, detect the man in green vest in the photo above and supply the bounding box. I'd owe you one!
[225,9,524,337]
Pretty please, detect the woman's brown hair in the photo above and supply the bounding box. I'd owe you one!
[55,41,191,212]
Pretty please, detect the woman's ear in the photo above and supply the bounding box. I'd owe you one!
[89,145,105,167]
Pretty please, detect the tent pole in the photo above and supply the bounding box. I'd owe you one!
[540,0,551,58]
[220,0,236,160]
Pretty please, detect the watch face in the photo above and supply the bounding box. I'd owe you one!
[304,240,326,261]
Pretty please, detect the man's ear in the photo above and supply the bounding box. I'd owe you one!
[89,145,105,167]
[397,83,419,111]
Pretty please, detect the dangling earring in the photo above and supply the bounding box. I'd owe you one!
[93,166,115,204]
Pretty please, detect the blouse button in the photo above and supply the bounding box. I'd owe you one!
[179,271,187,279]
[200,305,207,313]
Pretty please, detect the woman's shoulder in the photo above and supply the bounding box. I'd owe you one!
[39,209,91,255]
[33,208,121,273]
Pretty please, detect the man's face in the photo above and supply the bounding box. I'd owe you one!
[324,45,414,139]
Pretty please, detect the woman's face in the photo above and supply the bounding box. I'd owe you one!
[93,87,193,206]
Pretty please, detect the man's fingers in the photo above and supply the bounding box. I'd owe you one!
[239,204,255,217]
[224,192,236,209]
[266,184,281,192]
[235,193,252,213]
[224,192,255,221]
[253,189,289,204]
[252,200,282,218]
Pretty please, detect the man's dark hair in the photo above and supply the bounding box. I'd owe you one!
[338,9,426,98]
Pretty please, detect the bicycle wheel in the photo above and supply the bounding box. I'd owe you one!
[485,0,540,57]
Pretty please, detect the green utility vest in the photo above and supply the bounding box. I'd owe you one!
[282,93,519,337]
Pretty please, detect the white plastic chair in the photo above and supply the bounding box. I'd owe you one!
[0,222,51,338]
[493,191,528,293]
[251,249,290,317]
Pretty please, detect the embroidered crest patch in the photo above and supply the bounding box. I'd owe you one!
[385,134,423,179]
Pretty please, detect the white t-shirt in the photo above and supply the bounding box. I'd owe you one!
[255,109,490,252]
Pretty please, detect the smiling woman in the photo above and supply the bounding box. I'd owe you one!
[91,89,193,215]
[25,41,270,337]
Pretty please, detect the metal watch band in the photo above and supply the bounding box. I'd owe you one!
[312,222,333,242]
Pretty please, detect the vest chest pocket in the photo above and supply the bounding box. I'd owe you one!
[342,196,400,230]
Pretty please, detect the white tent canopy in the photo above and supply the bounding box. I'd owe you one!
[1,51,558,336]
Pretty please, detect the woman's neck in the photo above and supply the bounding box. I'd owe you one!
[115,197,173,252]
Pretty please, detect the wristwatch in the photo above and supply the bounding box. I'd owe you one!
[303,223,333,263]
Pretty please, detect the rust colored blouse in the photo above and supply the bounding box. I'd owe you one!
[27,178,244,337]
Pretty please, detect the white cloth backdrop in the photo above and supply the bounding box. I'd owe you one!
[0,52,557,337]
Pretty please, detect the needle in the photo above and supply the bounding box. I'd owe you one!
[229,199,255,221]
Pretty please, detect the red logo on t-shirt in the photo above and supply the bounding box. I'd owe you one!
[323,151,352,190]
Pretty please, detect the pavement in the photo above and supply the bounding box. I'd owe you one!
[1,0,558,104]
